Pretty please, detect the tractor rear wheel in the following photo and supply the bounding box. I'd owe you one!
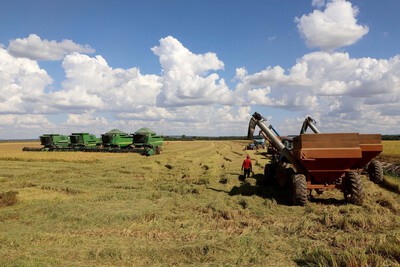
[292,174,307,206]
[264,163,276,186]
[277,163,295,188]
[343,171,363,205]
[367,160,383,184]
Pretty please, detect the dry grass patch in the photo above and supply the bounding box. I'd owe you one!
[0,191,18,207]
[0,140,399,266]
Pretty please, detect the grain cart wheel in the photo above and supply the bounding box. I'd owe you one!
[277,163,295,188]
[292,174,307,206]
[343,171,364,205]
[367,160,383,184]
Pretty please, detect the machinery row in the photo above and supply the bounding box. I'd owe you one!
[23,128,163,156]
[248,112,383,206]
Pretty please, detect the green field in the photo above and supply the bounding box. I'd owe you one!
[0,141,399,266]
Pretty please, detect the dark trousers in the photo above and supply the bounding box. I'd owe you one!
[243,168,251,178]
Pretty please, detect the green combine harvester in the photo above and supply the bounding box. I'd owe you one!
[23,134,70,151]
[101,129,133,148]
[23,128,164,156]
[133,127,164,156]
[69,133,102,148]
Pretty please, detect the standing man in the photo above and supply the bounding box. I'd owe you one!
[242,155,252,178]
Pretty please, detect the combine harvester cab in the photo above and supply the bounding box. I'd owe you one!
[248,112,382,206]
[41,134,70,149]
[23,134,70,151]
[133,128,163,156]
[101,129,134,149]
[69,133,102,150]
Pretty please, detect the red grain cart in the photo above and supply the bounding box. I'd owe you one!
[248,112,383,206]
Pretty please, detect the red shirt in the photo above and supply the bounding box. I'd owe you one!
[242,158,252,169]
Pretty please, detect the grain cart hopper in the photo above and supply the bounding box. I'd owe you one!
[299,116,384,184]
[248,112,366,206]
[23,134,70,151]
[133,128,163,156]
[101,129,134,149]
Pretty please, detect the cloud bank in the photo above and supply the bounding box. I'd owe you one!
[0,0,399,138]
[7,34,95,61]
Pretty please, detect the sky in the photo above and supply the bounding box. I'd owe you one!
[0,0,400,139]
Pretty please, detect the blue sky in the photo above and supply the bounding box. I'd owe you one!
[0,0,399,138]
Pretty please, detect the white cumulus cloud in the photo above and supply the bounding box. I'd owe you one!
[7,34,95,61]
[64,111,108,127]
[0,47,52,113]
[296,0,369,51]
[152,36,233,107]
[50,53,162,111]
[1,31,400,138]
[312,0,325,8]
[0,114,53,131]
[233,50,400,131]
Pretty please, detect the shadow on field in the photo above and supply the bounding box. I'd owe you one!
[308,197,345,205]
[208,173,293,205]
[255,151,271,160]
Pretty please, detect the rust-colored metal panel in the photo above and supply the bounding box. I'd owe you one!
[307,181,340,190]
[292,133,363,185]
[354,134,383,168]
[295,148,362,159]
[359,134,382,145]
[293,133,360,149]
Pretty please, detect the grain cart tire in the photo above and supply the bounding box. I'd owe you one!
[277,163,295,188]
[343,171,364,205]
[367,160,383,184]
[292,174,307,206]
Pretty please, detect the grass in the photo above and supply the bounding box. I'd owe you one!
[0,191,18,207]
[381,140,400,161]
[0,141,399,266]
[379,140,400,193]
